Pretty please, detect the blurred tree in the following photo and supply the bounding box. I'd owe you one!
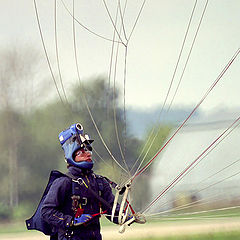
[0,110,23,207]
[141,124,172,167]
[0,46,46,113]
[0,46,48,207]
[130,124,173,210]
[16,76,143,209]
[70,77,143,178]
[0,46,144,218]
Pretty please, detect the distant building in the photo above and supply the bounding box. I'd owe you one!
[148,118,240,215]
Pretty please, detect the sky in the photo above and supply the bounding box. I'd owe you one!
[1,0,240,114]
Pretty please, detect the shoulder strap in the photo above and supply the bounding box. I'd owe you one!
[96,175,126,195]
[95,174,117,189]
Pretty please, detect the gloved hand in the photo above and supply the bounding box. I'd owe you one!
[125,214,134,225]
[73,214,93,226]
[119,215,135,234]
[134,212,146,224]
[119,213,146,234]
[125,212,146,225]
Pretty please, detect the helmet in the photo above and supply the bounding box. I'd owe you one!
[58,123,94,169]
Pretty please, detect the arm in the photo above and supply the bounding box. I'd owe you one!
[41,177,73,230]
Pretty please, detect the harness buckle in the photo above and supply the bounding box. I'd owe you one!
[81,197,87,206]
[73,178,84,185]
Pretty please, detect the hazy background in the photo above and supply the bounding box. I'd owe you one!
[1,0,240,110]
[0,0,239,227]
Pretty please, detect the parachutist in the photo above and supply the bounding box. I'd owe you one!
[26,123,123,240]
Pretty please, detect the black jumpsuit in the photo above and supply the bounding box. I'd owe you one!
[41,166,118,240]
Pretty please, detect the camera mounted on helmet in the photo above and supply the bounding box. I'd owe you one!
[58,123,94,169]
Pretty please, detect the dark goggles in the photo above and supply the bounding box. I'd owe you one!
[70,135,92,151]
[81,143,92,152]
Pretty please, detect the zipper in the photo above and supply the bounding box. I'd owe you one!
[85,175,90,185]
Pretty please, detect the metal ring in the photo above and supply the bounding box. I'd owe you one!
[73,178,84,185]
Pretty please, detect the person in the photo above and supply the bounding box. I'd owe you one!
[40,123,123,240]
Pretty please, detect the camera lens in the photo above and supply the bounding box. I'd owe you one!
[76,123,83,131]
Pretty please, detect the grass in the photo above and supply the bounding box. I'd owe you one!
[1,226,240,240]
[2,221,240,240]
[1,214,240,239]
[0,220,27,234]
[129,231,240,240]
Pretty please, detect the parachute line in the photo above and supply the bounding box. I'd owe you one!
[54,0,70,105]
[142,115,240,213]
[102,0,126,46]
[132,48,240,181]
[111,5,131,177]
[152,122,240,214]
[71,0,129,175]
[60,0,122,44]
[127,0,147,43]
[131,0,206,176]
[167,0,209,111]
[118,0,128,41]
[33,0,72,114]
[146,205,240,219]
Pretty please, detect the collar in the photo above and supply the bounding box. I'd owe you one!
[68,166,93,177]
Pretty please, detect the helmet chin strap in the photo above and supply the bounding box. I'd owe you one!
[73,160,94,170]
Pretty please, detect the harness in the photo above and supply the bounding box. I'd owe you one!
[26,170,146,239]
[25,170,111,238]
[65,172,110,220]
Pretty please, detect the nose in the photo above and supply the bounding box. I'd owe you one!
[82,149,91,155]
[86,151,92,157]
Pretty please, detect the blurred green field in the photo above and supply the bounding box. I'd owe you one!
[1,215,240,240]
[1,229,240,240]
[129,232,240,240]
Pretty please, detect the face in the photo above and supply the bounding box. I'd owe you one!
[74,148,92,162]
